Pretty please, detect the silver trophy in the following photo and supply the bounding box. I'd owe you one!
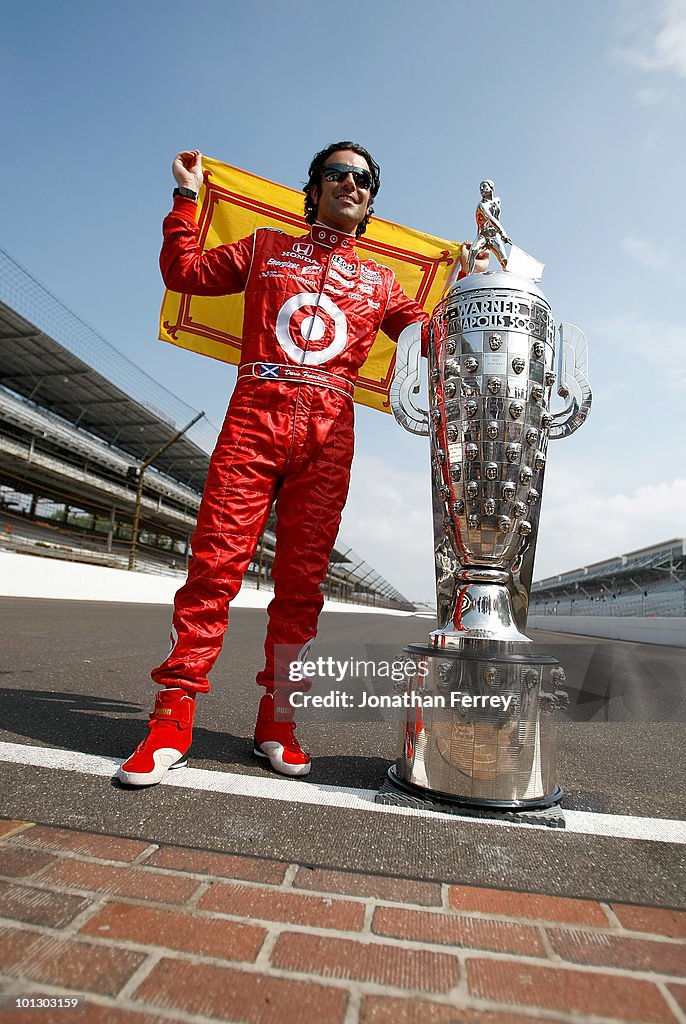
[386,182,591,813]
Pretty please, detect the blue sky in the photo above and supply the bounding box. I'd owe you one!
[2,0,685,601]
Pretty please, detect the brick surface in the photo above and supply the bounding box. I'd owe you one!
[548,926,686,975]
[360,996,562,1024]
[0,925,43,972]
[0,880,91,927]
[37,859,200,905]
[199,881,365,931]
[667,984,686,1012]
[8,825,151,862]
[0,819,33,839]
[0,931,145,997]
[272,931,460,993]
[144,845,287,884]
[1,808,681,1024]
[467,957,675,1023]
[373,906,545,957]
[80,901,266,962]
[449,885,609,926]
[0,847,58,878]
[611,903,686,939]
[135,955,348,1024]
[293,866,442,906]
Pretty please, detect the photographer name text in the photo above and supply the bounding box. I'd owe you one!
[289,690,514,711]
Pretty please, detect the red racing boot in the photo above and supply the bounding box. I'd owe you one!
[253,691,311,777]
[117,688,195,787]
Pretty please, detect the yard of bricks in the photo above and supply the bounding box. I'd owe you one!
[0,817,684,1023]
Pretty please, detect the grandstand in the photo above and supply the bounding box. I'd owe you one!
[0,247,413,611]
[531,538,686,618]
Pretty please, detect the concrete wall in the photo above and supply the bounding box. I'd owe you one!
[529,613,686,648]
[0,551,412,616]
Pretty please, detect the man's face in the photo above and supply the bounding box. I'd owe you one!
[312,149,372,233]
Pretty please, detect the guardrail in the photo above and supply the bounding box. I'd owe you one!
[529,614,686,648]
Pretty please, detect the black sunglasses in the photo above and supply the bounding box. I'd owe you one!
[322,163,373,190]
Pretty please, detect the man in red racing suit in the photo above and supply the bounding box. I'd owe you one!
[118,142,429,787]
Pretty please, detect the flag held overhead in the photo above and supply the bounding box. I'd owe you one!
[159,156,461,414]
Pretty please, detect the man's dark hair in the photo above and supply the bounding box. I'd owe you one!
[303,141,381,237]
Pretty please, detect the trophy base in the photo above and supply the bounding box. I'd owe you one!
[390,643,566,808]
[377,766,565,827]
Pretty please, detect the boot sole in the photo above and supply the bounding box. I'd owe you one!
[253,742,311,777]
[116,749,189,787]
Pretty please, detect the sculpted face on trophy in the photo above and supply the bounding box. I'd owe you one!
[483,666,498,687]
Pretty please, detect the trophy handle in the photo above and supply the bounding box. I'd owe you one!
[390,322,430,436]
[549,322,593,439]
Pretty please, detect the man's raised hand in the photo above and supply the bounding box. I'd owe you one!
[172,150,204,193]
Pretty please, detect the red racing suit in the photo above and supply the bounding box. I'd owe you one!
[152,194,428,695]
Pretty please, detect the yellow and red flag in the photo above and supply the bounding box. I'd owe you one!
[159,156,461,414]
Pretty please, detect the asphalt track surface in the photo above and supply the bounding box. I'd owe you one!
[0,597,684,910]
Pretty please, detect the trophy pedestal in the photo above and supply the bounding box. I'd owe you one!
[378,643,566,822]
[430,581,531,645]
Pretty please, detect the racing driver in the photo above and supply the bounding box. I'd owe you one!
[117,142,431,787]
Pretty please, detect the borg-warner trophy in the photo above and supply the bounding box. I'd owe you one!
[384,181,592,815]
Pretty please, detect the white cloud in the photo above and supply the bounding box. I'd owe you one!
[636,86,669,104]
[534,476,686,580]
[615,0,686,77]
[593,312,686,390]
[340,457,686,604]
[621,235,686,281]
[340,453,435,602]
[621,235,664,273]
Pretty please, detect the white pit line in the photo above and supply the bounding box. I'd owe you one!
[0,741,684,845]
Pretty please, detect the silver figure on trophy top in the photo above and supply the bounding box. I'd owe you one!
[468,179,511,273]
[391,179,592,650]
